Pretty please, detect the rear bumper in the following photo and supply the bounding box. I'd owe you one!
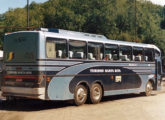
[1,86,45,100]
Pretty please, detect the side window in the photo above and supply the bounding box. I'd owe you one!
[120,46,132,61]
[144,48,154,62]
[104,44,119,60]
[46,38,67,59]
[88,42,104,60]
[69,40,87,59]
[155,49,160,57]
[133,47,144,61]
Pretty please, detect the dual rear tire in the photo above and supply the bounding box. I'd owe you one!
[74,83,102,106]
[74,81,153,106]
[90,83,103,104]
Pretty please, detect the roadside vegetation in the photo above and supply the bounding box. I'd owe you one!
[0,0,165,53]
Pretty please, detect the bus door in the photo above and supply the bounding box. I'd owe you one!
[155,57,162,90]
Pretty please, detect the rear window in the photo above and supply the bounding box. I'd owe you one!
[4,32,38,62]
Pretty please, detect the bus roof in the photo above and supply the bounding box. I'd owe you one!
[5,28,161,52]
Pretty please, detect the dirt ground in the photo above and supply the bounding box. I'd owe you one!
[0,83,165,120]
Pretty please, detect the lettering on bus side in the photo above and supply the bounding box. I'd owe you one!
[90,69,121,73]
[69,66,142,93]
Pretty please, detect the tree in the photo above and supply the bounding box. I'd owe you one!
[0,0,165,53]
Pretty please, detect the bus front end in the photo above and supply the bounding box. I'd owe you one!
[2,32,46,100]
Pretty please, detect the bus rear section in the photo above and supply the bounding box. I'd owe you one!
[2,32,46,100]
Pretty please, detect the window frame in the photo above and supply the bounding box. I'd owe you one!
[104,43,119,61]
[144,48,155,62]
[87,42,104,61]
[155,49,160,57]
[133,47,144,62]
[68,39,87,60]
[45,37,68,59]
[119,45,133,61]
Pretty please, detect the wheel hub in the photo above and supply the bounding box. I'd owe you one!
[77,88,86,101]
[93,87,101,100]
[146,83,152,94]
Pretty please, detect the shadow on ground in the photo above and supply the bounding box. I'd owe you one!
[0,93,155,112]
[0,99,74,112]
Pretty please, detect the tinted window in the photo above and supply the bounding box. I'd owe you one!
[4,33,38,62]
[133,47,144,61]
[69,40,87,59]
[105,44,119,60]
[88,42,104,60]
[144,48,154,61]
[120,46,132,61]
[155,50,160,57]
[46,38,67,59]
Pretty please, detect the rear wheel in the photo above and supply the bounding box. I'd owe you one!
[144,81,153,96]
[90,83,103,104]
[74,85,87,106]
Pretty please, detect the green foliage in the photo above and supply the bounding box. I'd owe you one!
[0,0,165,53]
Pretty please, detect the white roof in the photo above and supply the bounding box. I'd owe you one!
[5,28,161,52]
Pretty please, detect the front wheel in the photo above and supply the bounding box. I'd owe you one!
[90,83,103,104]
[74,85,87,106]
[144,81,153,96]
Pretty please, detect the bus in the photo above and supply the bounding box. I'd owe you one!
[1,28,163,105]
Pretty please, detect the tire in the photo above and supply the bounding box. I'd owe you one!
[90,83,103,104]
[144,81,153,96]
[74,85,87,106]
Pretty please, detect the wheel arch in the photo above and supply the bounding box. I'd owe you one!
[76,81,90,92]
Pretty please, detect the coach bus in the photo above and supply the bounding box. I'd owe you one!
[1,28,163,105]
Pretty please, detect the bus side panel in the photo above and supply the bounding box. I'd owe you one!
[45,61,83,100]
[46,62,155,100]
[69,66,142,93]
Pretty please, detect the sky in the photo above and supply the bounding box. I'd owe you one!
[0,0,48,14]
[149,0,165,6]
[0,0,164,14]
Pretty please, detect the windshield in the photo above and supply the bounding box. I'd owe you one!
[4,32,39,62]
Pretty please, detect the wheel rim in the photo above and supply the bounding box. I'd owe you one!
[93,86,101,100]
[146,82,152,95]
[77,87,86,103]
